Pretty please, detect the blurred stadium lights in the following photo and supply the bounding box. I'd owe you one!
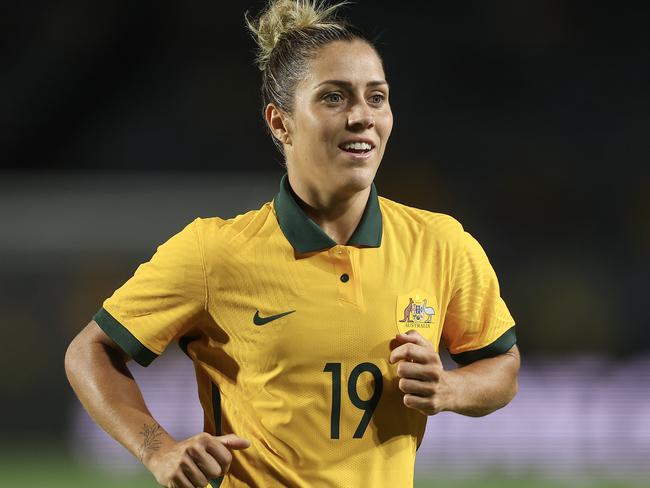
[0,172,280,255]
[72,352,650,482]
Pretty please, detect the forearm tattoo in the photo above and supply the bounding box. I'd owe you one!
[138,422,163,461]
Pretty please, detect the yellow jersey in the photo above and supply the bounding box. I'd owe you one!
[94,174,516,487]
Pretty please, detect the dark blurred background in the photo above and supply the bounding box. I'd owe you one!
[1,1,649,486]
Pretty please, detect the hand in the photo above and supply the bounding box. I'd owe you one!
[145,432,250,488]
[389,331,455,416]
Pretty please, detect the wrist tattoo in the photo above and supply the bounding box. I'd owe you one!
[138,422,163,461]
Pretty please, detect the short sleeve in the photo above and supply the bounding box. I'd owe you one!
[93,219,206,366]
[442,230,516,365]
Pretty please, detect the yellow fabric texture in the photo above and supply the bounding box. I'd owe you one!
[101,196,515,488]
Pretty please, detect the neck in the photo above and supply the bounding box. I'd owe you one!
[287,175,370,245]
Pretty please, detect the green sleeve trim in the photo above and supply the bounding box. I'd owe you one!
[450,326,517,366]
[93,308,158,367]
[209,382,223,487]
[211,381,222,435]
[178,336,192,358]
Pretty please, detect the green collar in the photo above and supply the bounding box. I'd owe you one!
[273,174,382,253]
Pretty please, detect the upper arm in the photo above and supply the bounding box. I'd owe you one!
[506,343,520,358]
[500,344,521,396]
[502,344,521,371]
[69,320,132,364]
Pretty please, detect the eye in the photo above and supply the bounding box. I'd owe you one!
[369,94,385,105]
[323,93,344,104]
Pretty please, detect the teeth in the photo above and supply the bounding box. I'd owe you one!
[342,142,372,151]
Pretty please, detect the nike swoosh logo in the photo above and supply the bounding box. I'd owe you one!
[253,310,296,326]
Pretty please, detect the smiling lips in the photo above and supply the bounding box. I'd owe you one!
[338,139,376,156]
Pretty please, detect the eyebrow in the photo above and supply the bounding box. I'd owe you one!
[315,79,389,90]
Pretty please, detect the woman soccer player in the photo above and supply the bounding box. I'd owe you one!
[65,1,520,487]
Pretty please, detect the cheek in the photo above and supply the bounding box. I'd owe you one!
[305,118,338,152]
[380,110,394,142]
[292,105,342,158]
[296,113,326,147]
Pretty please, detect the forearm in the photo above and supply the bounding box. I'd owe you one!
[64,336,175,466]
[445,346,520,417]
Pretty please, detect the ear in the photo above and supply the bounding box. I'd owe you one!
[265,103,293,146]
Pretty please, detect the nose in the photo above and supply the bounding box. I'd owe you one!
[347,102,375,130]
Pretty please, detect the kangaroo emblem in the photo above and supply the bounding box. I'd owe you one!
[400,297,435,323]
[399,298,414,322]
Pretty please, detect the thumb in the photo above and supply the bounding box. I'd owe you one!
[214,433,251,450]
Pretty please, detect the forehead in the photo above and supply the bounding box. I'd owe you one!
[304,40,386,88]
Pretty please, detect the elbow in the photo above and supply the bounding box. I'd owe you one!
[506,376,519,404]
[64,334,83,385]
[483,376,518,417]
[65,329,95,387]
[504,346,521,405]
[493,345,520,411]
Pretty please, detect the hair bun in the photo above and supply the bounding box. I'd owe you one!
[246,0,349,71]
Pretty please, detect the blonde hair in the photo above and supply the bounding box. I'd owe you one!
[246,0,350,72]
[245,0,378,151]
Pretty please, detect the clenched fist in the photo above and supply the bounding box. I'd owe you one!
[389,330,456,416]
[144,432,250,488]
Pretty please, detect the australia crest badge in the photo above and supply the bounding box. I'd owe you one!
[396,290,439,340]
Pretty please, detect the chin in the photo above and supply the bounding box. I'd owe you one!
[335,164,379,194]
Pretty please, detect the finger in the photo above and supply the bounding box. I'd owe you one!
[403,393,433,412]
[170,468,196,488]
[396,360,440,381]
[205,440,233,473]
[394,330,431,347]
[179,456,209,488]
[214,434,251,450]
[389,342,435,364]
[398,377,436,397]
[206,435,249,476]
[189,446,225,480]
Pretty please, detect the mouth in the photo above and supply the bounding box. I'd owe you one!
[338,140,376,157]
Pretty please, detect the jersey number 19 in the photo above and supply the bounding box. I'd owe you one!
[323,362,383,439]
